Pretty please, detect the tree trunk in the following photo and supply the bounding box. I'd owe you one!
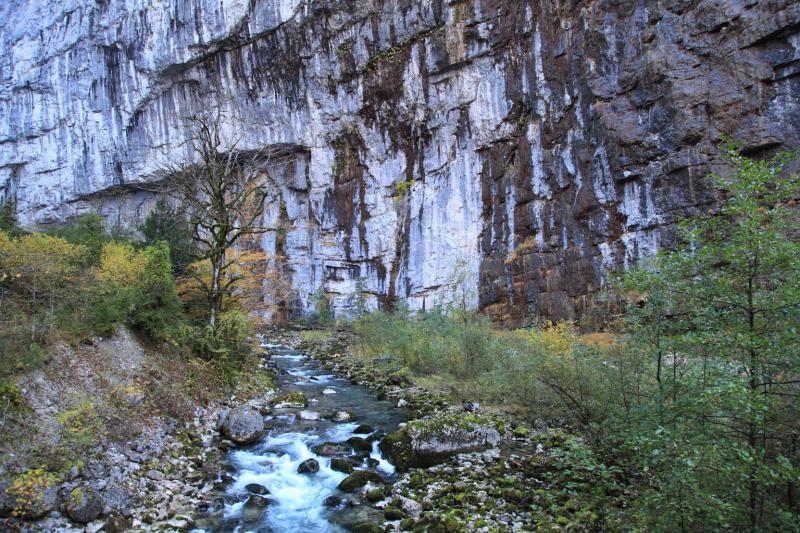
[209,251,225,328]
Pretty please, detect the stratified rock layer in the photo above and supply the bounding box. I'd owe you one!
[2,0,799,323]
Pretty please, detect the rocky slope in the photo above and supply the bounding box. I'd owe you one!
[0,327,276,532]
[1,0,799,323]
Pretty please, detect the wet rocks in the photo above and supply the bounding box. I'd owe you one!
[297,458,320,474]
[346,436,372,452]
[323,495,341,507]
[62,486,104,524]
[298,410,320,421]
[311,442,351,457]
[379,413,500,471]
[220,407,266,444]
[353,424,374,434]
[244,483,270,495]
[245,495,271,508]
[330,458,355,474]
[332,411,354,422]
[337,470,384,492]
[270,391,308,409]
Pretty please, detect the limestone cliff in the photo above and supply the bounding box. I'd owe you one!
[1,0,799,322]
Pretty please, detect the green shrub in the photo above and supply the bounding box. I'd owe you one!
[131,241,181,338]
[48,213,109,265]
[139,199,196,272]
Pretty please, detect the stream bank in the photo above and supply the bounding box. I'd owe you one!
[286,328,625,532]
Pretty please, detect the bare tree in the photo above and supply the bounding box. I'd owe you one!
[151,109,282,327]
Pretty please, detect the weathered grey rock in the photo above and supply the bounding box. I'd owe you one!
[220,408,265,444]
[379,413,500,471]
[297,458,320,474]
[298,410,320,421]
[332,411,354,423]
[2,0,799,325]
[310,441,352,457]
[62,486,104,524]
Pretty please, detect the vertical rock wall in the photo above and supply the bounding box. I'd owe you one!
[1,0,799,323]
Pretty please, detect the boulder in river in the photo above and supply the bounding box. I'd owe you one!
[62,485,104,524]
[337,470,384,492]
[323,495,342,507]
[353,424,374,434]
[270,391,308,409]
[245,483,270,495]
[332,411,354,422]
[311,441,352,457]
[347,436,372,452]
[220,407,265,444]
[379,413,500,471]
[299,410,320,421]
[297,458,320,474]
[330,458,355,474]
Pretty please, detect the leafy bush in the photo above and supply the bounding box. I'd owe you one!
[0,231,86,372]
[352,142,800,532]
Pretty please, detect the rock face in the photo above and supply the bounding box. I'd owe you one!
[220,407,266,444]
[2,0,799,323]
[380,413,500,471]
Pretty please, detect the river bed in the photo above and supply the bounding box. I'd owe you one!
[193,343,407,532]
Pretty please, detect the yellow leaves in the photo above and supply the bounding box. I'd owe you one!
[524,321,579,357]
[95,241,146,287]
[7,467,57,518]
[0,231,86,293]
[177,248,270,313]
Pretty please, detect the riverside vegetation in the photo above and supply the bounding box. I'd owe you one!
[0,141,797,532]
[0,200,273,528]
[341,141,799,532]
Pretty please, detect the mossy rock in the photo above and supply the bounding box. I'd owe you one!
[379,413,500,471]
[346,436,372,452]
[270,390,308,408]
[330,458,355,474]
[337,470,384,492]
[351,522,382,533]
[384,506,406,520]
[366,488,385,502]
[64,485,103,524]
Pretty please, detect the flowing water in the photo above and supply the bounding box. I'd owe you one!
[194,343,406,532]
